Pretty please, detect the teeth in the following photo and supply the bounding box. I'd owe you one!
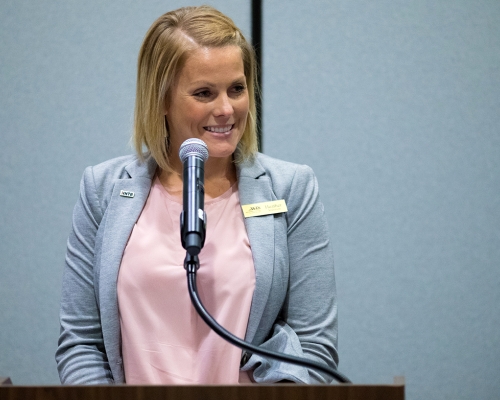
[205,125,233,133]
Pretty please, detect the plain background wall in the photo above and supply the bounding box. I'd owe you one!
[1,1,499,399]
[262,1,500,399]
[0,0,251,385]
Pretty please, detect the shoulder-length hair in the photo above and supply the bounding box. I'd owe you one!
[133,5,258,171]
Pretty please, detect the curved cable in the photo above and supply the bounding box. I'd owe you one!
[185,264,351,384]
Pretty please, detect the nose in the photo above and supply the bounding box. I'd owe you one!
[213,94,234,117]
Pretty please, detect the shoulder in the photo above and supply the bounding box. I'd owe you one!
[254,152,304,172]
[80,154,156,211]
[85,152,155,184]
[251,152,317,198]
[89,154,147,180]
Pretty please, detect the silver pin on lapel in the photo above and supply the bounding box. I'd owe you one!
[120,190,135,198]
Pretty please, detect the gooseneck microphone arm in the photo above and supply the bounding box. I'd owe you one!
[184,254,351,383]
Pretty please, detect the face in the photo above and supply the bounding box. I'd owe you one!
[166,45,249,165]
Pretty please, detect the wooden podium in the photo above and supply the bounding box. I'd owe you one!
[0,383,404,400]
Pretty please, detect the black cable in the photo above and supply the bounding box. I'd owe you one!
[185,259,351,384]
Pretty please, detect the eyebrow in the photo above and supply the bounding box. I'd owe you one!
[189,76,247,88]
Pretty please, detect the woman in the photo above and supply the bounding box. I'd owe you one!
[56,5,338,385]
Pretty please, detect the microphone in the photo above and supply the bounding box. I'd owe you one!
[179,138,209,256]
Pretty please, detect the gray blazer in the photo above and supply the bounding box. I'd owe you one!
[56,152,338,384]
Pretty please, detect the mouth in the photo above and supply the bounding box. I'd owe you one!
[203,124,234,134]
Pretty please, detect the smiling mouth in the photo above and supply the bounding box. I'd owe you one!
[204,124,234,133]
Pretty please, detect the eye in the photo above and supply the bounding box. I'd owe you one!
[193,89,212,98]
[231,84,246,96]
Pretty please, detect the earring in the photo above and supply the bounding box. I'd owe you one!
[164,116,170,151]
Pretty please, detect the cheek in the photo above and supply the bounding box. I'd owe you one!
[186,103,210,121]
[236,97,250,118]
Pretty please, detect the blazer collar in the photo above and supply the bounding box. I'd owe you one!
[124,153,157,179]
[237,155,266,179]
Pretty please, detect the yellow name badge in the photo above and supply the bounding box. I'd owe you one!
[241,200,288,218]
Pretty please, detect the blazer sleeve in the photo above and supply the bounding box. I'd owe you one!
[283,164,339,382]
[55,166,115,384]
[242,164,339,383]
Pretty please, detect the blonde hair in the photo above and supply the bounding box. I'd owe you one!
[133,5,258,171]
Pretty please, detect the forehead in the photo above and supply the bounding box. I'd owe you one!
[178,46,245,84]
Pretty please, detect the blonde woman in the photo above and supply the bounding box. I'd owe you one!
[56,5,338,385]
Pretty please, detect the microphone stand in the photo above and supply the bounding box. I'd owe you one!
[184,253,351,384]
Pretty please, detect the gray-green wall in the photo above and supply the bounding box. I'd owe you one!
[1,1,499,399]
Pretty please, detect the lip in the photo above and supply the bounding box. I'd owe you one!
[203,124,234,135]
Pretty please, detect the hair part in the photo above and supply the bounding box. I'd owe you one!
[133,5,259,171]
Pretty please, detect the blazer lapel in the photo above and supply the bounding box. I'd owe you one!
[238,158,276,344]
[98,157,156,369]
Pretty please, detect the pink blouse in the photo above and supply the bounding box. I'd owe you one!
[117,176,256,384]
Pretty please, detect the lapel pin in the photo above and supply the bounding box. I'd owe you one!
[120,190,135,198]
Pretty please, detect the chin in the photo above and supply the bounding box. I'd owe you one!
[204,138,240,158]
[208,150,237,160]
[206,144,238,159]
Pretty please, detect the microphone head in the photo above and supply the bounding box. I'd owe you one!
[179,138,209,163]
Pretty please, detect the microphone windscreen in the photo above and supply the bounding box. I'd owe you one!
[179,138,209,163]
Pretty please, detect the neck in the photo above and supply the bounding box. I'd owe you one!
[204,155,237,182]
[159,154,237,200]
